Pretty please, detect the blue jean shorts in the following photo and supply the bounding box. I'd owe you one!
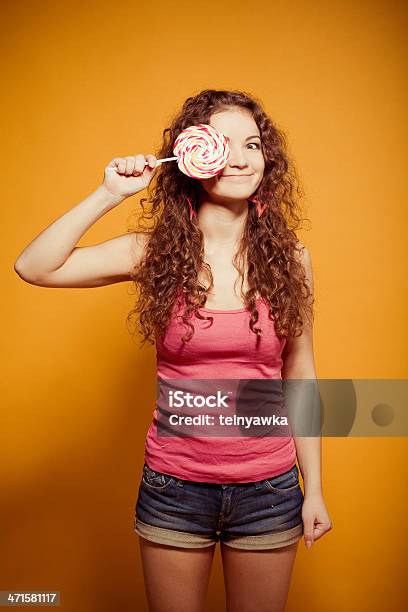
[134,462,304,550]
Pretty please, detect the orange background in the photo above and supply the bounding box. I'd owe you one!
[3,0,407,610]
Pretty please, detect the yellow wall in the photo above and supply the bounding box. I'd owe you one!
[3,0,407,610]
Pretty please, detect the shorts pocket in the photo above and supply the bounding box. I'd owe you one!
[263,465,301,495]
[142,463,175,490]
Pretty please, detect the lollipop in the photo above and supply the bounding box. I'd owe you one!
[107,123,230,178]
[172,123,230,179]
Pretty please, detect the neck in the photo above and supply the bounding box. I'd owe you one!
[196,192,248,249]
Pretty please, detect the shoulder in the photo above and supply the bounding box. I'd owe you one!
[128,231,152,268]
[294,240,309,262]
[293,240,313,288]
[129,230,151,246]
[129,230,152,249]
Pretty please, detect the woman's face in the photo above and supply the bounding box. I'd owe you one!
[198,107,265,203]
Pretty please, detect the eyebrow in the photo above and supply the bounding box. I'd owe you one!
[224,135,261,142]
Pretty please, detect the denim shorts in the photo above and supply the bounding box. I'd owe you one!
[134,462,304,550]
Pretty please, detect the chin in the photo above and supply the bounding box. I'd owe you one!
[214,193,253,203]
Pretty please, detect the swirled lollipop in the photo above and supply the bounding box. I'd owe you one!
[172,123,230,179]
[107,123,230,178]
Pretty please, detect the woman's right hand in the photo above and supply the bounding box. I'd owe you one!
[102,154,158,201]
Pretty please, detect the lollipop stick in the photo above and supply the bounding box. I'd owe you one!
[151,156,178,165]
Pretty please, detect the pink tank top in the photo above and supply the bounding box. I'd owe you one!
[144,292,297,483]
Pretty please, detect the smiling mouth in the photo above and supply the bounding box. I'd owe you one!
[221,174,254,178]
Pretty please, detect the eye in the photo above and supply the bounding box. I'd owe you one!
[247,142,261,150]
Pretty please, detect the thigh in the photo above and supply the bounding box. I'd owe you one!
[139,536,216,612]
[220,539,299,612]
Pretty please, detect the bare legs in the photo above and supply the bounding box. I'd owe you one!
[138,535,299,612]
[139,537,216,612]
[221,540,300,612]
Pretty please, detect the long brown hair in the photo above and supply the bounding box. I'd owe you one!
[126,89,314,347]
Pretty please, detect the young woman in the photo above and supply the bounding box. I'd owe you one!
[15,89,332,612]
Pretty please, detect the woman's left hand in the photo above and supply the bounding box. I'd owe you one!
[301,492,333,549]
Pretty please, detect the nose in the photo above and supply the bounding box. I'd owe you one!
[227,145,249,167]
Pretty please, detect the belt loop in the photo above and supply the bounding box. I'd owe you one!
[254,480,263,490]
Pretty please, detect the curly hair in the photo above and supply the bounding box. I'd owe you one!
[126,88,314,347]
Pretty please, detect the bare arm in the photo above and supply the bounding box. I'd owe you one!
[281,244,321,496]
[14,154,157,288]
[15,228,149,288]
[282,244,333,548]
